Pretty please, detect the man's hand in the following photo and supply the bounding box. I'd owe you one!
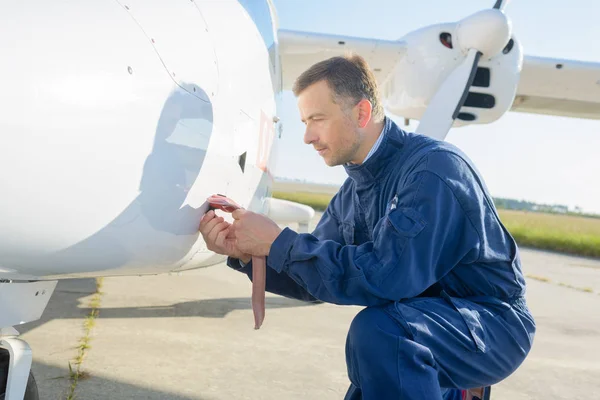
[199,210,251,264]
[231,209,283,257]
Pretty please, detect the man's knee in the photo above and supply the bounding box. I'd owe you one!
[347,305,410,353]
[345,305,442,398]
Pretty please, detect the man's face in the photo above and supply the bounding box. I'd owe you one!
[297,80,361,166]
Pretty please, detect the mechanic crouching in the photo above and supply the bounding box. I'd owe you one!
[199,54,536,400]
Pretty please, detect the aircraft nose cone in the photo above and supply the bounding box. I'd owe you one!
[456,9,511,59]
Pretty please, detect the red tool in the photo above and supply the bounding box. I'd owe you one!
[207,194,266,330]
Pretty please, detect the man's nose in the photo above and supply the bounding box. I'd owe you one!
[303,127,318,145]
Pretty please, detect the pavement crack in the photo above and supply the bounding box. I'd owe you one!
[66,278,104,400]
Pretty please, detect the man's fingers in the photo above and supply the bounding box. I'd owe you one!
[214,226,230,249]
[232,209,246,220]
[202,215,224,235]
[226,225,237,239]
[204,217,223,236]
[199,210,215,229]
[207,221,230,245]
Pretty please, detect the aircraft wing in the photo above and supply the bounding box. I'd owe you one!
[279,31,600,121]
[278,29,406,91]
[511,55,600,120]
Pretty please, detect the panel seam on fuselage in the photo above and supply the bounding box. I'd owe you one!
[113,0,212,103]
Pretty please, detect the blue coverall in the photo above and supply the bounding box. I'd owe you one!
[227,117,536,399]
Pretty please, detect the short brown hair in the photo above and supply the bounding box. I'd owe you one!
[292,53,385,122]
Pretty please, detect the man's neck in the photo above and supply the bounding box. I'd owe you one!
[351,119,386,165]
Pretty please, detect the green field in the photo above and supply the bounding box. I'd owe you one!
[272,191,334,211]
[272,191,600,259]
[497,209,600,258]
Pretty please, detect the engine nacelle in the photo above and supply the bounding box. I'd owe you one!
[381,21,523,127]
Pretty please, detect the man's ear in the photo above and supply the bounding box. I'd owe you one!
[356,99,372,129]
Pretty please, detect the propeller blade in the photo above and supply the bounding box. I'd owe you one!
[493,0,510,11]
[415,48,481,140]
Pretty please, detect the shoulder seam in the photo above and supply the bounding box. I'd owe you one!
[427,150,501,223]
[417,158,483,262]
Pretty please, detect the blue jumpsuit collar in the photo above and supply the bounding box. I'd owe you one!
[343,117,404,185]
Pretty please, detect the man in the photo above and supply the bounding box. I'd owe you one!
[199,54,535,399]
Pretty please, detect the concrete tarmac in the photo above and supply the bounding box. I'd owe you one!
[18,215,600,399]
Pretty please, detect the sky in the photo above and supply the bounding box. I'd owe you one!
[269,0,600,214]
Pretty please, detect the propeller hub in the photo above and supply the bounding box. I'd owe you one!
[456,9,511,59]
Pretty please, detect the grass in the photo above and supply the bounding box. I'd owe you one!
[525,274,550,283]
[272,192,600,259]
[66,278,104,400]
[272,191,333,211]
[525,273,596,294]
[497,209,600,258]
[558,282,595,293]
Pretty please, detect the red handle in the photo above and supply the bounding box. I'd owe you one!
[206,194,266,330]
[207,194,241,213]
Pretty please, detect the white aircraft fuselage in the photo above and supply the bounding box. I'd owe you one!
[0,0,281,280]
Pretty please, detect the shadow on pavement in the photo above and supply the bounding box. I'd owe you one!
[18,279,98,335]
[82,296,320,319]
[17,279,320,334]
[31,361,211,400]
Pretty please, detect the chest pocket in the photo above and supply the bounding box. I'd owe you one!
[386,207,426,238]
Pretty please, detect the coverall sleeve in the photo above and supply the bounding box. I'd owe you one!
[266,170,482,306]
[226,257,319,302]
[225,193,345,303]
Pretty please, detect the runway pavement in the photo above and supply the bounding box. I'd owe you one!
[18,214,600,399]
